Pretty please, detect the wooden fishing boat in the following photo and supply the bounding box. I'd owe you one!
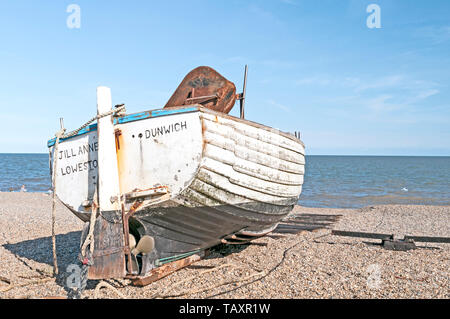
[47,67,305,280]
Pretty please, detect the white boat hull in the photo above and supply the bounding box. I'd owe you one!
[48,105,305,276]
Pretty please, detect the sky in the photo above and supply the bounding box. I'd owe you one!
[0,0,449,155]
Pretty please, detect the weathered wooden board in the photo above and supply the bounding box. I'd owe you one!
[85,216,126,279]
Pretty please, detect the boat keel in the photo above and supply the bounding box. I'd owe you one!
[129,250,208,287]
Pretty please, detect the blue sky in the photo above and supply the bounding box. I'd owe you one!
[0,0,449,155]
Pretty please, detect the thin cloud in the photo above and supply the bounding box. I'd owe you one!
[279,0,298,6]
[261,59,299,68]
[296,75,332,86]
[296,73,440,102]
[304,72,442,124]
[295,75,363,88]
[248,4,284,26]
[366,94,395,112]
[224,56,254,64]
[224,55,298,69]
[354,75,405,92]
[414,89,440,100]
[414,25,450,44]
[267,99,291,112]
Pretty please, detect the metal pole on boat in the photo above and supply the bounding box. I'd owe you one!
[240,65,248,119]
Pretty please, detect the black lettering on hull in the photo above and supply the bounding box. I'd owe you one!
[60,159,98,176]
[144,121,187,139]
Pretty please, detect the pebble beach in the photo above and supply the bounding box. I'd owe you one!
[0,192,448,299]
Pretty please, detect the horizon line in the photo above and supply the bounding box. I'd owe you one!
[1,152,450,157]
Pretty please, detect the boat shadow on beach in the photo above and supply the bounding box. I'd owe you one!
[1,231,94,292]
[3,231,81,269]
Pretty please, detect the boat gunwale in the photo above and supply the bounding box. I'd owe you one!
[46,106,199,147]
[46,105,305,148]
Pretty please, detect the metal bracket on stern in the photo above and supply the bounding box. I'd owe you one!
[125,185,169,200]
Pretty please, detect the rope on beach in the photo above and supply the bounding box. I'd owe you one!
[204,238,311,299]
[163,271,266,299]
[0,276,11,284]
[0,277,55,293]
[149,263,266,299]
[93,280,126,299]
[148,238,312,299]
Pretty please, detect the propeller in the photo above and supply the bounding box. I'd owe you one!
[128,234,137,250]
[127,234,139,274]
[131,235,155,256]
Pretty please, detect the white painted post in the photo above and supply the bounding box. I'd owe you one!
[96,86,121,212]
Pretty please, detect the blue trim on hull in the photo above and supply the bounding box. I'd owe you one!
[47,106,199,148]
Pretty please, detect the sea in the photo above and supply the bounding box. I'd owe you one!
[0,154,449,208]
